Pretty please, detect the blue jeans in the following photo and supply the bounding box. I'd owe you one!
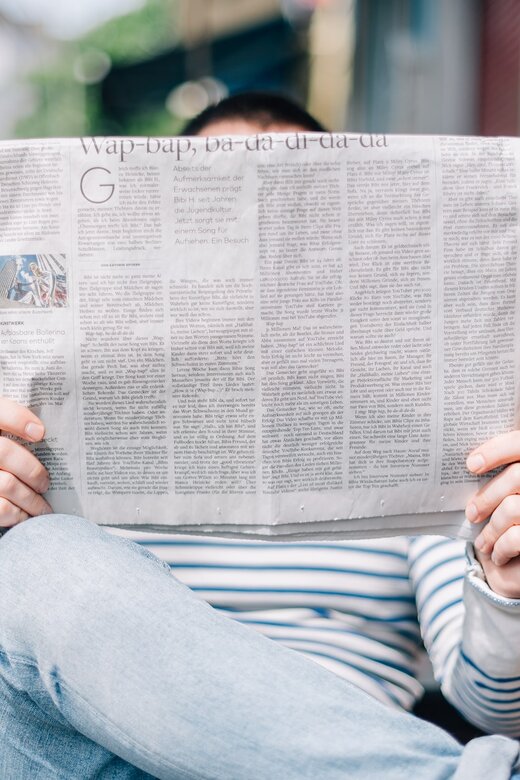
[0,515,518,780]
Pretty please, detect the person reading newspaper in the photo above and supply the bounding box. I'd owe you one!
[0,93,520,779]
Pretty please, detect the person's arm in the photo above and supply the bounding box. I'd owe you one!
[409,534,520,737]
[0,397,52,531]
[408,433,520,737]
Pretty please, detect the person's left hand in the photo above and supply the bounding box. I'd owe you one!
[466,431,520,599]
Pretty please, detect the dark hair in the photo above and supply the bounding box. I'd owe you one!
[182,91,325,135]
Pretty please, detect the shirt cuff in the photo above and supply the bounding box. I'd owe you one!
[466,541,520,610]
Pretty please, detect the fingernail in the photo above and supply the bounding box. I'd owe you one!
[465,502,479,522]
[25,422,44,441]
[466,453,485,472]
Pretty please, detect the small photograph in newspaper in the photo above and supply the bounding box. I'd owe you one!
[0,253,68,309]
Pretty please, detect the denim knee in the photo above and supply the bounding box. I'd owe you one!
[0,514,170,580]
[0,514,171,655]
[0,514,95,585]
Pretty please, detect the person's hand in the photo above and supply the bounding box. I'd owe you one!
[0,398,51,530]
[466,431,520,598]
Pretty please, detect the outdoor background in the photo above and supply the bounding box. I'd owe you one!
[0,0,518,140]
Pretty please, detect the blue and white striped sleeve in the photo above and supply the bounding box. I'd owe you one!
[408,536,520,737]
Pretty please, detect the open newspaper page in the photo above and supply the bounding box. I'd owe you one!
[0,132,518,540]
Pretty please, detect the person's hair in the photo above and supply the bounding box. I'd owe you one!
[182,91,325,135]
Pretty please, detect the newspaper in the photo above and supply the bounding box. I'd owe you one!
[0,132,518,541]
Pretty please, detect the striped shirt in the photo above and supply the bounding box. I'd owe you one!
[113,530,520,736]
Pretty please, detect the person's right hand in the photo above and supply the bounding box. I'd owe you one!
[0,398,51,529]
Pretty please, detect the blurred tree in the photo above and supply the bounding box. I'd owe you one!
[15,0,178,138]
[85,0,176,63]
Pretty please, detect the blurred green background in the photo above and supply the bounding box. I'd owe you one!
[0,0,517,138]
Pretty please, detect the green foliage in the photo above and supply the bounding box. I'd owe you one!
[84,0,177,64]
[16,50,87,138]
[14,0,178,138]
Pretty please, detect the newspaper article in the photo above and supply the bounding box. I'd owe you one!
[0,132,518,540]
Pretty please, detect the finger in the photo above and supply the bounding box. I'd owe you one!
[474,549,520,599]
[465,462,520,523]
[0,498,29,528]
[0,470,52,520]
[0,398,45,442]
[491,525,520,567]
[466,430,520,475]
[474,494,520,553]
[0,437,49,493]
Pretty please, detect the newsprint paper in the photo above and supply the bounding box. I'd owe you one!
[0,132,518,540]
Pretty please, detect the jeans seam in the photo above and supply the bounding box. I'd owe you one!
[0,651,72,779]
[0,649,199,778]
[55,675,214,780]
[0,646,213,780]
[0,647,77,737]
[0,646,41,669]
